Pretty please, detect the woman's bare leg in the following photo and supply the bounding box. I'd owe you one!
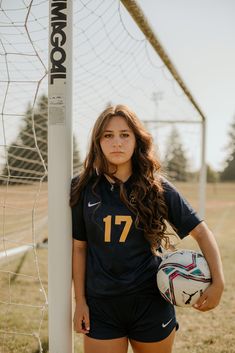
[84,335,129,353]
[129,328,176,353]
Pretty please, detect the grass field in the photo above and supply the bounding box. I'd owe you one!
[0,182,234,353]
[0,183,48,251]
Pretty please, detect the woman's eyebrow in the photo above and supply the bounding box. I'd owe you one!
[103,129,131,132]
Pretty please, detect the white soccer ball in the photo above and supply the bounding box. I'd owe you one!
[156,249,211,307]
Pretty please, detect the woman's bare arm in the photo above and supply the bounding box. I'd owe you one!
[190,221,225,311]
[72,239,90,333]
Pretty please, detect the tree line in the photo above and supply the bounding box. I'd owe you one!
[0,95,234,183]
[163,119,235,182]
[0,95,81,184]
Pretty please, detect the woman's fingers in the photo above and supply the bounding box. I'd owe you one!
[193,283,223,312]
[74,317,90,334]
[83,312,90,332]
[73,303,90,334]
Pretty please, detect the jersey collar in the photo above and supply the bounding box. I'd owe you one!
[101,174,134,191]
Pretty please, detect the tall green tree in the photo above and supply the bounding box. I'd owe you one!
[164,126,189,181]
[220,115,235,181]
[1,95,81,183]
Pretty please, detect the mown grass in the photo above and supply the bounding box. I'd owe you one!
[0,183,47,250]
[0,248,48,353]
[0,182,234,353]
[172,182,235,353]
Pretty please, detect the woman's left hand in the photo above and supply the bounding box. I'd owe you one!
[193,282,224,312]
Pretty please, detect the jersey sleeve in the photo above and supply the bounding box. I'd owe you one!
[71,179,87,241]
[161,177,203,239]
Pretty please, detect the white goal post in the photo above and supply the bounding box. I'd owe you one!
[48,1,73,353]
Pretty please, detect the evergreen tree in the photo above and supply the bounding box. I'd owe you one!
[220,115,235,181]
[1,95,81,183]
[164,127,189,181]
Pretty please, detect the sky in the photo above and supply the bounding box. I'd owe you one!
[137,0,235,171]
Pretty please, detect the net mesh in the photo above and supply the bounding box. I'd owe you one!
[73,0,202,175]
[0,0,202,352]
[0,1,48,352]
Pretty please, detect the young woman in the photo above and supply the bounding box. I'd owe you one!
[70,105,224,353]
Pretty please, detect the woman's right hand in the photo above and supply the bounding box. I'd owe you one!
[73,297,90,334]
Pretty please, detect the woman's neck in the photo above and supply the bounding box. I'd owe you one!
[107,163,132,183]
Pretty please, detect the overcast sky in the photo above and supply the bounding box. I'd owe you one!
[137,0,235,170]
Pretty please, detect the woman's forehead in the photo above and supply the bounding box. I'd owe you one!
[104,115,131,129]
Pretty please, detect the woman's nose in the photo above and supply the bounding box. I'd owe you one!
[113,137,122,147]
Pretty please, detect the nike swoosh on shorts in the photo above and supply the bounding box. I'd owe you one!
[162,318,173,328]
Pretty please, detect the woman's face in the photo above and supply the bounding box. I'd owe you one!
[99,115,136,170]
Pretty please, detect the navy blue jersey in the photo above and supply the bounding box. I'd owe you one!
[71,175,202,297]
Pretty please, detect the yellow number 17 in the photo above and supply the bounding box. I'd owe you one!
[103,215,133,243]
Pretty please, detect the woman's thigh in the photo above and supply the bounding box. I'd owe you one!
[84,335,129,353]
[129,328,176,353]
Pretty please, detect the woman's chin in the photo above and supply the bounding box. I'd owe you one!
[107,156,127,165]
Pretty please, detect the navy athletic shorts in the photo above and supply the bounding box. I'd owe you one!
[86,291,178,342]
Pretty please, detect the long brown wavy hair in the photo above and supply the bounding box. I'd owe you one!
[70,105,171,254]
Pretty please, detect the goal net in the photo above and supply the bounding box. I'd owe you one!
[0,1,205,352]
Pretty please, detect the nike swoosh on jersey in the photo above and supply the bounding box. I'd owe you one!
[162,318,173,328]
[88,201,101,207]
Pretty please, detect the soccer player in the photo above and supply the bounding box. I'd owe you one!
[70,105,224,353]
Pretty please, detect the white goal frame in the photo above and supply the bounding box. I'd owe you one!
[48,1,73,353]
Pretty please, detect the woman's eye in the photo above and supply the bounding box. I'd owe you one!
[121,133,129,138]
[104,134,112,138]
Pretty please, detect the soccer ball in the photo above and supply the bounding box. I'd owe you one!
[156,249,211,307]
